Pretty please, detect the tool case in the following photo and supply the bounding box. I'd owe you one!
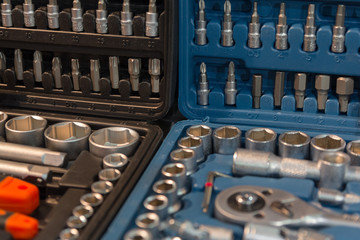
[0,0,178,239]
[104,0,360,239]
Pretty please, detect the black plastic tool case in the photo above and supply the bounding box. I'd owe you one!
[0,0,178,239]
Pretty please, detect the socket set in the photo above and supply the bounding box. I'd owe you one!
[0,0,178,120]
[0,109,162,240]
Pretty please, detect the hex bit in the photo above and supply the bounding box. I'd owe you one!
[52,57,63,89]
[128,58,141,92]
[252,74,262,109]
[14,49,24,81]
[303,4,317,52]
[315,75,330,111]
[47,0,59,29]
[336,77,354,113]
[331,5,346,53]
[221,0,233,47]
[109,56,120,89]
[33,51,43,83]
[294,73,307,109]
[248,2,261,49]
[195,0,207,45]
[71,59,81,91]
[274,71,285,107]
[1,0,12,27]
[225,61,237,105]
[121,0,133,36]
[23,0,35,27]
[197,62,210,106]
[96,0,108,34]
[71,0,83,32]
[146,0,158,37]
[275,3,288,50]
[90,59,101,92]
[149,58,161,94]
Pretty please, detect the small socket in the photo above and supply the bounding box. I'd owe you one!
[72,205,94,219]
[143,195,169,220]
[98,168,121,182]
[66,215,87,229]
[91,180,113,195]
[80,193,104,207]
[103,153,129,171]
[59,228,80,240]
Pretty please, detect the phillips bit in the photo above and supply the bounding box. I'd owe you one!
[121,0,133,36]
[109,56,119,89]
[274,71,285,107]
[33,51,43,83]
[331,5,346,53]
[71,0,84,32]
[52,57,62,89]
[146,0,158,37]
[303,4,317,52]
[294,73,307,109]
[1,0,12,27]
[225,61,237,105]
[197,62,210,106]
[275,3,288,50]
[47,0,59,29]
[128,58,141,92]
[315,75,330,111]
[336,77,354,113]
[149,58,161,94]
[0,52,6,81]
[252,74,262,109]
[248,2,261,49]
[23,0,35,27]
[221,0,233,47]
[14,49,24,81]
[90,59,101,92]
[96,0,108,34]
[71,59,81,91]
[195,0,207,45]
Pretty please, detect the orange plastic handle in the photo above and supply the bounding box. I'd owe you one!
[1,211,38,240]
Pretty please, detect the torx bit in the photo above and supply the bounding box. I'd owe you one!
[221,0,233,47]
[195,0,207,45]
[225,61,237,105]
[294,73,307,109]
[96,0,108,34]
[71,0,84,32]
[248,2,261,49]
[14,49,24,81]
[90,59,101,92]
[331,5,346,53]
[315,75,330,111]
[273,71,285,107]
[275,3,288,50]
[252,74,262,109]
[303,4,317,52]
[146,0,158,37]
[47,0,59,29]
[128,58,141,92]
[23,0,35,27]
[71,59,81,91]
[0,52,6,81]
[1,0,12,27]
[109,56,119,89]
[336,77,354,113]
[149,58,161,94]
[197,62,210,106]
[121,0,133,36]
[52,57,62,89]
[33,51,43,83]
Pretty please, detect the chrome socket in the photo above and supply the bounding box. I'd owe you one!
[170,148,197,175]
[245,128,276,153]
[347,140,360,166]
[178,136,204,163]
[59,228,80,240]
[80,193,104,208]
[89,127,140,157]
[1,1,12,27]
[213,126,241,155]
[103,153,129,171]
[121,11,133,36]
[5,115,47,147]
[186,125,212,156]
[153,179,181,214]
[44,122,91,160]
[135,213,160,237]
[47,1,59,29]
[278,131,310,159]
[310,134,346,161]
[0,112,8,136]
[72,205,94,219]
[143,195,169,220]
[66,215,87,229]
[124,229,153,240]
[145,12,158,37]
[98,168,121,182]
[23,0,35,28]
[161,163,189,196]
[91,180,113,195]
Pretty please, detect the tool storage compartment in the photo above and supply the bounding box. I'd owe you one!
[104,1,360,239]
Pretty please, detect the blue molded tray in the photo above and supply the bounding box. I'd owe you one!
[103,120,360,239]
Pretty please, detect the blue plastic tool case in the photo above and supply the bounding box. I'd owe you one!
[104,0,360,239]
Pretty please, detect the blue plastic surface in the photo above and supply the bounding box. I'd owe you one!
[179,0,360,132]
[103,120,360,240]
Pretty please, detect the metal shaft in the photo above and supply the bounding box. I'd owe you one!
[14,49,24,81]
[72,0,84,32]
[294,73,307,109]
[303,4,317,52]
[195,0,207,45]
[146,0,158,37]
[331,5,346,53]
[33,51,43,83]
[275,3,288,50]
[71,59,81,91]
[248,2,261,49]
[90,59,101,92]
[197,62,210,105]
[109,56,120,89]
[52,57,63,89]
[274,71,285,107]
[23,0,35,27]
[225,61,237,105]
[252,74,262,109]
[47,0,59,29]
[121,0,133,36]
[149,58,161,94]
[96,0,108,34]
[315,75,330,111]
[1,0,12,27]
[318,188,360,206]
[221,0,233,47]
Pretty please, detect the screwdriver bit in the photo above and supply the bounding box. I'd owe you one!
[52,57,62,89]
[1,0,12,27]
[294,73,307,109]
[248,2,261,49]
[225,61,237,105]
[0,52,6,81]
[336,77,354,113]
[71,0,84,32]
[315,75,330,111]
[303,4,316,52]
[331,5,346,53]
[197,62,210,106]
[318,188,360,206]
[121,0,133,36]
[128,58,141,92]
[14,49,24,81]
[195,0,207,45]
[109,56,119,89]
[274,71,285,107]
[23,0,35,27]
[221,0,233,47]
[90,59,101,92]
[252,74,262,109]
[33,51,43,83]
[96,0,108,34]
[275,3,288,50]
[146,0,158,37]
[71,59,81,91]
[47,0,59,29]
[149,58,161,94]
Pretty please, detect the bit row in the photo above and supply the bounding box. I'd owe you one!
[196,1,346,53]
[1,0,159,37]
